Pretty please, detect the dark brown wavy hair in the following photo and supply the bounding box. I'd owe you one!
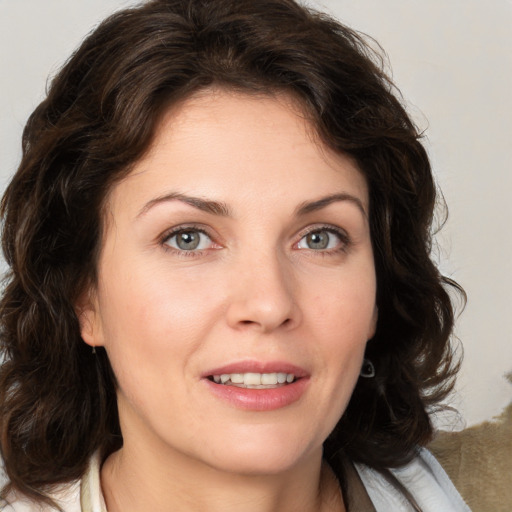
[0,0,464,506]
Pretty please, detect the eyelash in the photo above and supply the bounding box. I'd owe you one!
[159,224,351,257]
[160,224,216,258]
[296,225,352,255]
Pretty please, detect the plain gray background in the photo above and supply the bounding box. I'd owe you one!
[1,0,511,429]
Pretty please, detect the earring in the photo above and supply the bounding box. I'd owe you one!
[360,358,375,378]
[92,346,96,355]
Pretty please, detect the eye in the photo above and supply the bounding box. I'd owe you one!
[296,228,346,251]
[164,229,214,251]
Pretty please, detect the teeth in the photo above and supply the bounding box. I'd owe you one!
[244,373,262,385]
[211,372,296,387]
[261,373,278,385]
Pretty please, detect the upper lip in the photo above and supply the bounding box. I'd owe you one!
[201,361,309,378]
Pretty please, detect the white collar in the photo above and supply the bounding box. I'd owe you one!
[80,452,107,512]
[355,448,471,512]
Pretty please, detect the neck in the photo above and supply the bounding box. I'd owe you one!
[101,442,344,512]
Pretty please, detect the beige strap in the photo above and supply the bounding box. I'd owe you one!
[343,458,377,512]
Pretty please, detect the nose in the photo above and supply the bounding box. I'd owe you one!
[225,252,300,333]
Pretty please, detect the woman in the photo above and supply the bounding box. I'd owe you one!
[0,0,469,510]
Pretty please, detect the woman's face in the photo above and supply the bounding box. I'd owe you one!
[80,89,377,475]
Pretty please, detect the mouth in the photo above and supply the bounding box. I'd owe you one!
[207,372,297,389]
[202,363,309,411]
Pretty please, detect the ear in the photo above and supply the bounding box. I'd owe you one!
[75,288,104,349]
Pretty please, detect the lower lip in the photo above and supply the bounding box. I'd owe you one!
[204,378,309,411]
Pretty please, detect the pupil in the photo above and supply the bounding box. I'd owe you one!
[308,231,329,249]
[177,231,200,250]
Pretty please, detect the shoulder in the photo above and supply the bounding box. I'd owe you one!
[1,482,81,512]
[1,452,105,512]
[355,448,472,512]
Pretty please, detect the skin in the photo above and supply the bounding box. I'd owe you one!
[79,89,378,512]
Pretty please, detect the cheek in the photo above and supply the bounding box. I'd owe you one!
[305,269,376,391]
[96,262,224,371]
[310,274,376,337]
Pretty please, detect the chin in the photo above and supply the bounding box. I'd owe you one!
[208,449,313,477]
[196,423,323,476]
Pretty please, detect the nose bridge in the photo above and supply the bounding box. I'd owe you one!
[226,244,299,332]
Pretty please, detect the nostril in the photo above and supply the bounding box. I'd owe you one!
[238,317,292,328]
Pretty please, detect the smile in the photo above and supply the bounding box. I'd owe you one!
[210,372,296,388]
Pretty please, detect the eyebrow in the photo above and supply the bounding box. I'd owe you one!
[137,192,232,218]
[137,191,367,220]
[296,193,368,219]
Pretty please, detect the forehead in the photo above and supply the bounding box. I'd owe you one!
[106,88,369,218]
